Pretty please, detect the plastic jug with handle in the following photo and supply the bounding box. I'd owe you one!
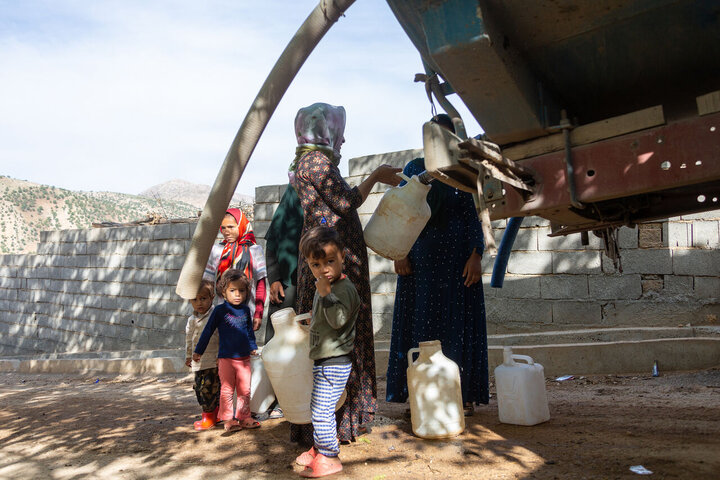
[494,346,550,426]
[363,173,431,260]
[249,347,275,414]
[407,340,465,439]
[261,308,346,424]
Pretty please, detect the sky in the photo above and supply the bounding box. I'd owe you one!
[0,0,481,197]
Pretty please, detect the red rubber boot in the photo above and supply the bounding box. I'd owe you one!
[194,410,217,430]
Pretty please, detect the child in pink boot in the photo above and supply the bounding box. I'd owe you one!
[185,279,220,430]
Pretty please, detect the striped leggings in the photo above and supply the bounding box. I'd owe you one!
[311,363,352,457]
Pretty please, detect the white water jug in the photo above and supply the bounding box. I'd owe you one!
[363,173,431,260]
[249,348,275,414]
[407,340,465,439]
[494,347,550,426]
[262,308,345,424]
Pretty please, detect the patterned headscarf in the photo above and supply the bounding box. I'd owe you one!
[217,208,256,281]
[290,102,346,173]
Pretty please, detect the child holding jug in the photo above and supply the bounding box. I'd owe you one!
[295,226,360,477]
[193,269,261,432]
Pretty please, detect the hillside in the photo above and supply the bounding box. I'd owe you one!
[140,179,253,210]
[0,176,203,254]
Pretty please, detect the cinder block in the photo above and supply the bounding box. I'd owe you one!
[552,301,602,325]
[0,266,18,278]
[492,275,541,299]
[506,252,553,274]
[638,223,664,248]
[358,213,371,229]
[369,311,392,340]
[93,282,125,296]
[540,275,589,299]
[681,209,720,221]
[255,185,282,203]
[37,243,55,255]
[641,275,663,295]
[0,289,18,301]
[100,296,121,310]
[131,242,150,254]
[552,251,601,274]
[40,231,63,243]
[356,192,383,216]
[1,277,24,289]
[253,203,277,222]
[348,149,421,177]
[673,250,720,276]
[253,220,271,239]
[370,293,396,314]
[152,314,177,330]
[618,226,639,249]
[481,275,496,297]
[588,275,642,300]
[510,228,538,251]
[148,241,186,255]
[370,273,398,295]
[667,222,690,247]
[617,249,672,275]
[664,276,694,295]
[485,298,553,330]
[368,254,394,275]
[692,221,720,248]
[146,286,177,301]
[149,223,184,240]
[695,277,720,299]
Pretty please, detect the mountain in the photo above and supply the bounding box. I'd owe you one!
[139,179,254,210]
[0,176,201,254]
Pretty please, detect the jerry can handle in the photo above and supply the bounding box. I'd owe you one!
[512,354,535,365]
[397,172,411,184]
[407,347,420,369]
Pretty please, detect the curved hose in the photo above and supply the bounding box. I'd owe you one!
[490,216,523,288]
[176,0,357,299]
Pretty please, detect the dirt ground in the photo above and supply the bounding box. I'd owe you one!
[0,369,718,480]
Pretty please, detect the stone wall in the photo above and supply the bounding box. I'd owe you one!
[0,223,193,356]
[255,149,720,344]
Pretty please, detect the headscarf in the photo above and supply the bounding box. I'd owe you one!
[290,102,346,173]
[217,208,256,281]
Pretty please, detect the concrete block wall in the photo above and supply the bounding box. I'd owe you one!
[255,149,720,343]
[0,223,195,356]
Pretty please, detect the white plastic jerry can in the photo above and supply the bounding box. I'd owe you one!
[363,173,431,260]
[407,340,465,439]
[261,308,345,424]
[494,346,550,426]
[249,348,276,414]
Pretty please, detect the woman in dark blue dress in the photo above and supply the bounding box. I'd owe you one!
[385,146,489,413]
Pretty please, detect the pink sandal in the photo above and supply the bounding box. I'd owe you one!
[224,418,241,432]
[240,418,260,429]
[299,453,342,478]
[296,446,317,466]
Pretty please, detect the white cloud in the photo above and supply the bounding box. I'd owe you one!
[0,0,481,196]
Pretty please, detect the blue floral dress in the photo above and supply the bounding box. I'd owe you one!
[386,158,489,406]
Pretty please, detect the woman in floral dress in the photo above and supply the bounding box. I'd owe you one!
[292,102,400,443]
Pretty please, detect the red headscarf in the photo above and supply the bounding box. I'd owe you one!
[216,208,256,281]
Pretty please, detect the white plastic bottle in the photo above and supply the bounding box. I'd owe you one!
[363,173,431,260]
[494,346,550,426]
[407,340,465,439]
